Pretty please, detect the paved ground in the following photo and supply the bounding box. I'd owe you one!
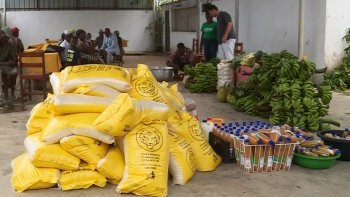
[0,53,349,197]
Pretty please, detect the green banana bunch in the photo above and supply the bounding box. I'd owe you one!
[280,50,297,60]
[318,85,332,105]
[186,62,218,93]
[301,80,314,98]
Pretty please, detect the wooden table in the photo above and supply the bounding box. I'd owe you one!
[24,43,62,73]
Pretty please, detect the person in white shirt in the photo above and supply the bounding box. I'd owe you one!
[59,30,72,70]
[100,28,120,65]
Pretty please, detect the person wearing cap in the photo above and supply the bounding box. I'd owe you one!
[59,30,73,70]
[8,27,24,58]
[0,27,20,106]
[95,29,104,49]
[114,30,125,63]
[100,28,120,65]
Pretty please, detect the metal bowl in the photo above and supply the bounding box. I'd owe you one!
[149,66,174,82]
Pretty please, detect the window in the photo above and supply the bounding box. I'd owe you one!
[2,0,153,11]
[173,7,198,32]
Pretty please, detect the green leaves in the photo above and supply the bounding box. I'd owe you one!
[323,28,350,90]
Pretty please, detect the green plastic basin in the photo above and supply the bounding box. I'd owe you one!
[293,152,341,169]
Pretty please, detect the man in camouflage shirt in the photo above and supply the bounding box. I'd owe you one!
[8,27,24,57]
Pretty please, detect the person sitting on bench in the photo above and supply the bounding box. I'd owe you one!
[100,28,119,65]
[166,43,195,81]
[114,30,125,63]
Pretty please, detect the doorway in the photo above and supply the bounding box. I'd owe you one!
[165,10,170,52]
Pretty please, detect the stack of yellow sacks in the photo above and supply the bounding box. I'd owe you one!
[11,64,222,197]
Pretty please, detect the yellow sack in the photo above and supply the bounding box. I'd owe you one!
[117,121,169,197]
[60,65,131,93]
[159,82,184,109]
[94,93,169,137]
[41,113,115,144]
[168,111,222,171]
[50,94,114,116]
[26,94,54,136]
[168,132,196,185]
[60,135,109,169]
[59,162,106,191]
[71,84,121,98]
[169,83,185,106]
[11,153,59,193]
[128,64,167,103]
[49,72,61,95]
[96,146,125,185]
[24,133,80,170]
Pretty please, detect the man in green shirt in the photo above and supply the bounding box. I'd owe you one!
[0,27,19,107]
[199,12,218,61]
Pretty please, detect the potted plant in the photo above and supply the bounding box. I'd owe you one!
[146,7,164,52]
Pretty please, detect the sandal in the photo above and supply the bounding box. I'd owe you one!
[173,75,182,82]
[14,97,28,102]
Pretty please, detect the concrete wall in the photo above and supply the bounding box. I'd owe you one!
[324,0,350,71]
[238,0,299,55]
[4,10,153,52]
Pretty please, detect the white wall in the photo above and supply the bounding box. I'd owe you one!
[5,10,153,52]
[324,0,350,71]
[239,0,299,55]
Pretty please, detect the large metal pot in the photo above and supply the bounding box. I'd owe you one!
[149,66,174,82]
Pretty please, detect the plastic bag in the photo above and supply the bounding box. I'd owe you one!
[94,93,169,137]
[11,153,59,192]
[96,146,125,185]
[184,98,198,120]
[59,65,131,93]
[24,133,80,170]
[168,131,196,185]
[168,111,222,171]
[159,82,184,109]
[40,113,115,144]
[217,61,234,90]
[26,94,54,136]
[60,135,109,169]
[50,94,114,116]
[59,162,106,191]
[71,84,121,98]
[117,121,169,197]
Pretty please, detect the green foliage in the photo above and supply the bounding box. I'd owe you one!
[323,28,350,90]
[206,58,221,68]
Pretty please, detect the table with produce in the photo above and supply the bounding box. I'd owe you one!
[181,49,349,173]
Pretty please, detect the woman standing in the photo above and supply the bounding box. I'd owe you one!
[199,13,218,62]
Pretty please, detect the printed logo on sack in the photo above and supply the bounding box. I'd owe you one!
[72,65,97,73]
[186,148,196,172]
[146,171,156,180]
[188,121,205,141]
[136,127,163,152]
[134,78,158,97]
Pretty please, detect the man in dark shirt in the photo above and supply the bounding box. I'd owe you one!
[208,4,236,60]
[166,43,195,81]
[65,36,81,68]
[94,29,104,49]
[0,27,19,106]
